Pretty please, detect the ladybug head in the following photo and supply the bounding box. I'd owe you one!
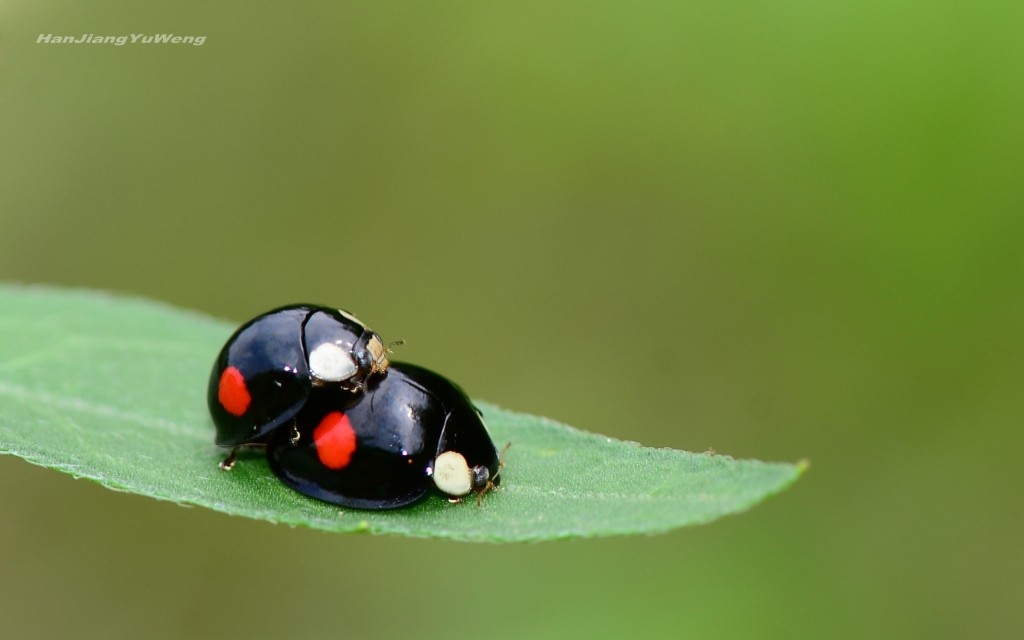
[355,331,391,381]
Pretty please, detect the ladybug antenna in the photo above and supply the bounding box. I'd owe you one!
[497,441,511,471]
[475,442,511,507]
[387,338,405,353]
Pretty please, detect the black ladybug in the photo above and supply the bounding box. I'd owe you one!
[208,305,389,447]
[267,362,501,509]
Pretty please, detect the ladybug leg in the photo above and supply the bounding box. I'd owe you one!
[219,447,240,471]
[218,443,268,470]
[474,479,499,506]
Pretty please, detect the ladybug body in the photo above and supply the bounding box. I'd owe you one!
[208,305,502,509]
[208,305,389,447]
[267,362,501,510]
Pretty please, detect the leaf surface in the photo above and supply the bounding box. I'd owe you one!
[0,285,803,541]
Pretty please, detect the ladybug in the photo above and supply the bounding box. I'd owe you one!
[266,362,502,509]
[208,304,389,448]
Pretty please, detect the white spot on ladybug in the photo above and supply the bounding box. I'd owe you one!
[308,342,358,383]
[432,451,473,497]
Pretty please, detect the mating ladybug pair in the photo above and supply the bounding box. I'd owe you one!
[207,305,502,510]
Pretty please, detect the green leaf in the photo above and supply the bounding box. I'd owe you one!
[0,284,804,541]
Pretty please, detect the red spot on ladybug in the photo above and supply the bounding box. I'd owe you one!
[313,412,357,470]
[218,366,251,417]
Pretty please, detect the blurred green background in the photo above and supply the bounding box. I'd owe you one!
[2,1,1022,638]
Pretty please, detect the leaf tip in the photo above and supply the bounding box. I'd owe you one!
[795,458,811,475]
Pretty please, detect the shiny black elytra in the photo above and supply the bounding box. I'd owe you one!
[267,362,501,510]
[208,304,388,447]
[207,304,502,509]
